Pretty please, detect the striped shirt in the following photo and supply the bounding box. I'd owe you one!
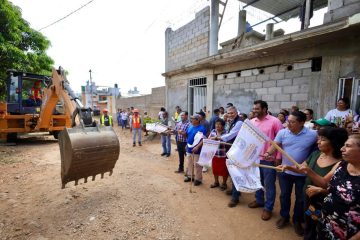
[175,120,190,142]
[209,129,226,157]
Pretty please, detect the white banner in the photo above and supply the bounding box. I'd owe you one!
[197,139,220,167]
[145,123,168,133]
[225,120,270,193]
[146,123,156,131]
[226,119,269,168]
[154,123,168,133]
[187,132,204,148]
[226,159,262,193]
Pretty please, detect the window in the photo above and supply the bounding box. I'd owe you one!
[311,57,322,72]
[8,76,19,103]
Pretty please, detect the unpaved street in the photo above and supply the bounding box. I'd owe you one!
[0,127,299,240]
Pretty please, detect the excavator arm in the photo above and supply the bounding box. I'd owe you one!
[37,68,94,130]
[40,67,120,188]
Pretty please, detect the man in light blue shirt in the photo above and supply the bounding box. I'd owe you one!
[219,106,243,143]
[264,111,317,236]
[217,106,243,208]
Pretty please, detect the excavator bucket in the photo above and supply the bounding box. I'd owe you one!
[58,125,120,188]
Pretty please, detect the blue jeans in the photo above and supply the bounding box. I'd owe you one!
[161,134,171,154]
[231,180,241,202]
[132,128,142,143]
[255,160,276,212]
[121,119,127,129]
[278,172,306,223]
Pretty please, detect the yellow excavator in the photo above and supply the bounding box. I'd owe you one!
[0,67,120,188]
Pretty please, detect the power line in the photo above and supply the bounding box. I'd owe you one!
[38,0,95,31]
[168,0,208,29]
[144,1,174,33]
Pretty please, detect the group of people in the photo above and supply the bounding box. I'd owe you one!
[116,99,359,239]
[168,99,359,240]
[98,107,143,147]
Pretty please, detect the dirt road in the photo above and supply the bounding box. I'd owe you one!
[0,127,300,240]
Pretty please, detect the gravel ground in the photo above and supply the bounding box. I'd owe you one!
[0,127,299,240]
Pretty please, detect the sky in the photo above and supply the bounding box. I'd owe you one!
[10,0,327,95]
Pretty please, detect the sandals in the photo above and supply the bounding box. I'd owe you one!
[220,183,227,191]
[210,182,220,188]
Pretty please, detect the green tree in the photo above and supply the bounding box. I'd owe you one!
[0,0,54,100]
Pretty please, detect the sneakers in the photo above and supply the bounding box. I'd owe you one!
[228,199,239,208]
[248,201,264,208]
[276,217,289,229]
[261,210,272,221]
[194,180,202,186]
[293,222,304,236]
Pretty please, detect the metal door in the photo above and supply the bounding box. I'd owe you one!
[193,86,207,114]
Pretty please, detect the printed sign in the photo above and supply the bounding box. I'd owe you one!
[226,159,262,193]
[226,119,269,168]
[197,139,220,167]
[145,123,168,133]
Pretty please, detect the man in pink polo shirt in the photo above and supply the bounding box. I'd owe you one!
[248,100,283,221]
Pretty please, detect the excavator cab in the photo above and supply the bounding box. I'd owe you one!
[2,68,120,188]
[6,70,50,114]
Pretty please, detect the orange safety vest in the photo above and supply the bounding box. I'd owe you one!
[132,116,141,129]
[30,87,42,100]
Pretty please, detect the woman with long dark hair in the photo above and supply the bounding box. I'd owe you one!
[282,127,348,239]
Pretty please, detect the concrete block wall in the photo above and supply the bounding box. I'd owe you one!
[116,87,165,119]
[165,7,210,72]
[166,69,214,118]
[324,0,360,23]
[213,60,320,114]
[150,86,166,106]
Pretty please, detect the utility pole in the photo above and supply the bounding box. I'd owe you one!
[89,69,93,109]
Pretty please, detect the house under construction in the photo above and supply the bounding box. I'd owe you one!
[163,0,360,117]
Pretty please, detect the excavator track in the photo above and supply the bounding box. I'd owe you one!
[59,125,120,188]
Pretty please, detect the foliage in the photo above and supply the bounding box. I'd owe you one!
[0,0,54,100]
[142,116,157,127]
